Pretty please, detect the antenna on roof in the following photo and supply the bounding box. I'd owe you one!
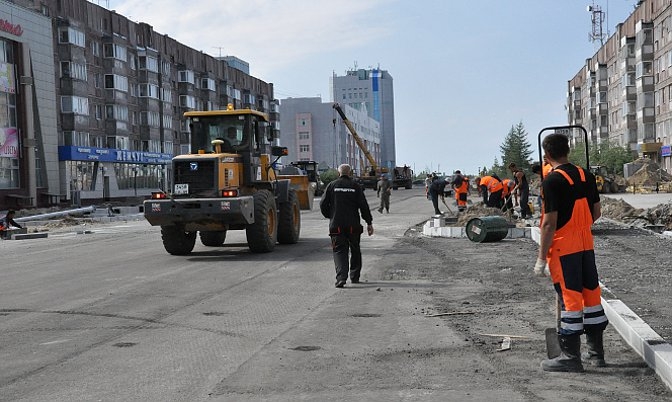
[587,1,607,46]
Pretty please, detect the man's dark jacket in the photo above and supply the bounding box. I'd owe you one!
[320,175,373,234]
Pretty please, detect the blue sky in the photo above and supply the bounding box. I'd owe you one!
[108,0,637,175]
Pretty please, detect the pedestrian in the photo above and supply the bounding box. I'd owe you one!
[424,173,432,199]
[376,174,391,214]
[319,164,374,288]
[428,174,446,215]
[476,174,503,208]
[0,210,23,239]
[509,162,531,219]
[535,133,608,372]
[451,170,469,212]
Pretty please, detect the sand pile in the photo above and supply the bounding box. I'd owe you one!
[627,158,672,188]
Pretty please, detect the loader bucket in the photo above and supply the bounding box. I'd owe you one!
[278,174,314,210]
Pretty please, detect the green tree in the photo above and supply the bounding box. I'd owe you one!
[569,141,634,175]
[319,168,339,186]
[485,122,533,177]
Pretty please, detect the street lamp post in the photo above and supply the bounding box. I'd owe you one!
[133,166,138,197]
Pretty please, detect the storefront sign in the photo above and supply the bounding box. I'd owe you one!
[58,146,172,164]
[662,145,671,157]
[0,127,18,157]
[0,19,23,37]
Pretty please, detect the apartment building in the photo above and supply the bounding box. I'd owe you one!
[567,0,671,174]
[330,68,395,169]
[278,97,381,175]
[1,0,277,210]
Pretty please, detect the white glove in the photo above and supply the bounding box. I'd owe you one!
[534,258,548,277]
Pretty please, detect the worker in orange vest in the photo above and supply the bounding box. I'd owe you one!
[476,175,503,208]
[536,133,608,372]
[451,170,469,212]
[501,178,516,213]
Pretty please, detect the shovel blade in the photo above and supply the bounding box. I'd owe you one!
[545,327,561,358]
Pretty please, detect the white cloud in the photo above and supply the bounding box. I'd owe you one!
[111,0,393,76]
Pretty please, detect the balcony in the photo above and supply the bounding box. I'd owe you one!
[636,75,655,92]
[623,86,637,101]
[637,107,655,123]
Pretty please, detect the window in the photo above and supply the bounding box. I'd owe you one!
[95,104,102,120]
[299,132,309,139]
[58,27,85,47]
[162,114,173,129]
[161,60,171,76]
[104,74,129,92]
[299,145,310,152]
[178,70,195,84]
[179,95,196,109]
[105,104,129,121]
[91,41,100,57]
[140,111,160,127]
[61,96,89,115]
[201,77,216,91]
[139,55,159,72]
[160,87,172,102]
[61,131,90,147]
[139,83,159,98]
[206,101,214,111]
[60,61,87,81]
[103,43,127,61]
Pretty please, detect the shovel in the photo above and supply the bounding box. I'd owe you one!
[544,293,562,358]
[440,196,457,217]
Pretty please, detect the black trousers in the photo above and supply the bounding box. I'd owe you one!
[519,186,531,217]
[429,190,441,214]
[331,232,362,282]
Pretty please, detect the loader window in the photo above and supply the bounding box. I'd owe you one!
[189,116,248,153]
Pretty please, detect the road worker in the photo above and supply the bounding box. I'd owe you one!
[376,174,392,214]
[476,174,503,208]
[536,133,608,372]
[501,178,516,214]
[508,163,531,219]
[451,170,469,212]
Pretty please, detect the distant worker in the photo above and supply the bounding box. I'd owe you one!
[403,164,409,177]
[0,210,22,239]
[501,178,516,214]
[428,174,447,216]
[451,170,469,212]
[509,162,531,219]
[376,174,392,214]
[535,133,608,372]
[320,164,374,288]
[477,174,503,208]
[424,174,432,199]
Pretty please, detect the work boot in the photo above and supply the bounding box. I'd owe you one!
[541,334,584,372]
[582,330,606,367]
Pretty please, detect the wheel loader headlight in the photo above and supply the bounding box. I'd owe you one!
[151,191,167,199]
[221,189,238,197]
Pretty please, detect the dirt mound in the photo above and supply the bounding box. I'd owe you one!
[600,197,642,220]
[627,158,672,187]
[600,197,672,230]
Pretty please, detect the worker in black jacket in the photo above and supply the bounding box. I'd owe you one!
[320,164,374,288]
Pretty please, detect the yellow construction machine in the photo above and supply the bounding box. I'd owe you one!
[590,165,626,193]
[332,103,387,189]
[144,104,313,255]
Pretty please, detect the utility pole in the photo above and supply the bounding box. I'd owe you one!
[212,47,225,58]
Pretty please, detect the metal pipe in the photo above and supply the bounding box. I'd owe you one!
[14,206,97,223]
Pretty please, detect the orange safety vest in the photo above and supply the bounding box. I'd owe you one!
[480,176,503,193]
[501,178,514,198]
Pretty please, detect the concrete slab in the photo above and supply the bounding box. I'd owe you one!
[10,232,48,240]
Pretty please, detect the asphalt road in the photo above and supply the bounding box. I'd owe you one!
[1,187,670,401]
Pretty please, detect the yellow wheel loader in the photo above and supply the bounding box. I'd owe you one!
[144,104,313,255]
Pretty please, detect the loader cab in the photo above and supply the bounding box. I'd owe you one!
[185,105,274,155]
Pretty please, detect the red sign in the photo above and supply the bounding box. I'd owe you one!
[0,19,23,37]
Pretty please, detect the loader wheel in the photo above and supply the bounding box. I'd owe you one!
[405,182,413,189]
[200,231,227,247]
[278,189,300,244]
[161,225,196,255]
[246,190,277,253]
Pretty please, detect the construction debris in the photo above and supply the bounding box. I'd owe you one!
[627,158,672,191]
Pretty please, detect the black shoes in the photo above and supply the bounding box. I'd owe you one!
[335,280,346,288]
[351,279,360,284]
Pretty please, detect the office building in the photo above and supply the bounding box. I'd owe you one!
[330,67,395,169]
[1,0,277,210]
[279,97,380,174]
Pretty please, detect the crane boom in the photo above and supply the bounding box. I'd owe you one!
[332,103,378,169]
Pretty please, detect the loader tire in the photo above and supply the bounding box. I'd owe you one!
[200,231,227,247]
[278,189,300,244]
[246,190,277,253]
[161,225,196,255]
